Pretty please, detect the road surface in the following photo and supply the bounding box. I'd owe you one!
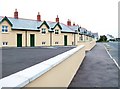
[106,42,119,63]
[2,46,74,78]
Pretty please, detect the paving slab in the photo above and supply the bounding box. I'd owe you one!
[69,43,118,87]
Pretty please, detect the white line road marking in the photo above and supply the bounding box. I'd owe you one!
[104,43,120,70]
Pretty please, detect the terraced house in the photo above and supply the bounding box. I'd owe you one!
[0,9,95,47]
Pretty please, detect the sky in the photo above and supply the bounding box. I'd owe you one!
[0,0,119,38]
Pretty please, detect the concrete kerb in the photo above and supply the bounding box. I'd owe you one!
[89,42,96,51]
[0,45,85,88]
[104,43,120,70]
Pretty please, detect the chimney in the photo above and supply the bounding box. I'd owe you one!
[14,9,18,19]
[37,12,41,21]
[73,22,75,26]
[56,15,59,22]
[67,19,71,26]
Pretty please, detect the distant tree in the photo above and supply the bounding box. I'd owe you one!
[97,35,107,42]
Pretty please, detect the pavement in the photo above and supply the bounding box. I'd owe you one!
[69,43,118,87]
[2,46,75,78]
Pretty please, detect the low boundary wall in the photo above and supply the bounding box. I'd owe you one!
[0,45,85,88]
[77,41,96,51]
[25,45,85,87]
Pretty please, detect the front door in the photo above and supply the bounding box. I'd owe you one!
[30,34,35,47]
[17,34,22,47]
[64,35,67,46]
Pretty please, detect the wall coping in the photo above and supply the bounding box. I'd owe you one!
[0,45,84,88]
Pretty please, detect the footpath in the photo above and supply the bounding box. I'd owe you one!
[69,43,118,87]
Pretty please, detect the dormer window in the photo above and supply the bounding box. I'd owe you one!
[2,25,8,33]
[55,29,59,34]
[42,28,46,34]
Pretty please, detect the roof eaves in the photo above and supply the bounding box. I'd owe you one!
[12,28,40,31]
[61,30,76,34]
[38,21,50,29]
[0,16,13,26]
[52,22,62,30]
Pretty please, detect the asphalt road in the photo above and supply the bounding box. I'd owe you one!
[107,42,119,63]
[2,46,75,78]
[69,43,118,87]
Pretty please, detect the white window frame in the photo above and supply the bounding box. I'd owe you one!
[41,28,46,34]
[55,42,58,44]
[55,29,59,34]
[42,42,46,45]
[2,42,8,46]
[2,25,8,33]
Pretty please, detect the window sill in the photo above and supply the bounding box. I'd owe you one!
[2,32,9,34]
[2,45,8,47]
[54,34,59,35]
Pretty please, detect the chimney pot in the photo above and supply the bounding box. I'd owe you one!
[56,15,59,22]
[37,12,41,21]
[73,22,75,26]
[67,19,71,26]
[14,9,18,19]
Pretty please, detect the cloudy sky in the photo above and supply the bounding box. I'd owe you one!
[0,0,119,37]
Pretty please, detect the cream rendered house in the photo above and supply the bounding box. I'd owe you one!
[0,9,95,47]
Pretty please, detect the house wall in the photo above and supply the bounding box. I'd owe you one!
[52,26,75,46]
[13,30,26,47]
[52,32,75,46]
[0,22,51,47]
[0,20,95,47]
[74,33,78,45]
[0,20,26,47]
[68,33,75,45]
[38,24,50,46]
[77,34,84,42]
[26,31,37,47]
[52,25,63,46]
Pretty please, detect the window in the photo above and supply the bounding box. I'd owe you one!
[55,42,58,44]
[55,29,59,34]
[2,26,8,32]
[42,42,46,45]
[2,42,8,46]
[42,28,46,34]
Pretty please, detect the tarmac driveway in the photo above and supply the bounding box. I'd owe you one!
[2,46,75,78]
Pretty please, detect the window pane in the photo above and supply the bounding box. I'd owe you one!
[2,29,4,32]
[2,26,4,29]
[6,42,8,45]
[5,26,7,28]
[5,29,8,32]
